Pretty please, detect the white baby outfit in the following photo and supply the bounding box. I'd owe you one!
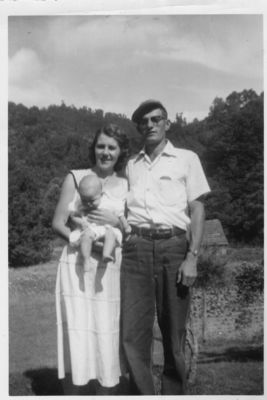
[68,191,123,246]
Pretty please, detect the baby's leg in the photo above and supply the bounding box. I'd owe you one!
[80,229,95,271]
[102,227,117,263]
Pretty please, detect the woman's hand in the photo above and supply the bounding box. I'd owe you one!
[86,209,120,227]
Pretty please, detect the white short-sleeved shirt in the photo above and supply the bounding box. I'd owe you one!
[126,140,210,231]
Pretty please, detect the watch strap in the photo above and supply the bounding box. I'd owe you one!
[188,248,199,257]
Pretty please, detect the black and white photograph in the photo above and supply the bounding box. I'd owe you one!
[5,1,264,396]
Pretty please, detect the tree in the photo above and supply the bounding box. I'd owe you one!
[8,101,141,267]
[8,91,263,267]
[9,162,53,266]
[204,90,263,243]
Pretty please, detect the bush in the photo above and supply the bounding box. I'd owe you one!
[235,261,263,304]
[9,164,54,267]
[196,250,227,289]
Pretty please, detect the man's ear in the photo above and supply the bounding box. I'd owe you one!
[165,119,171,132]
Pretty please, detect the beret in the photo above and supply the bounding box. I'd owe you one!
[131,99,167,124]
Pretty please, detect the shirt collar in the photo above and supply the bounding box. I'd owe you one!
[134,140,176,163]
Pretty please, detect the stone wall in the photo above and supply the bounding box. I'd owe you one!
[153,285,263,364]
[189,287,263,341]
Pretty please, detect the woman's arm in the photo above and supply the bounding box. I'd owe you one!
[70,214,89,230]
[86,209,120,227]
[52,173,76,242]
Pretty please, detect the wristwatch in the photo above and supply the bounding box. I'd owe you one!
[188,248,199,257]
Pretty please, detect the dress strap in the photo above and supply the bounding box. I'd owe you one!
[69,171,79,191]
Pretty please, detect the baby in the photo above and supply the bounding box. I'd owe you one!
[68,174,130,271]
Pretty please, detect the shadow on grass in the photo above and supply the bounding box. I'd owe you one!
[23,368,130,395]
[24,368,64,395]
[10,345,262,396]
[199,344,263,364]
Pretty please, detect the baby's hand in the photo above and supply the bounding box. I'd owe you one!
[81,220,90,230]
[125,225,132,235]
[124,226,132,242]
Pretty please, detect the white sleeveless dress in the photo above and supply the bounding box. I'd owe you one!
[55,169,128,387]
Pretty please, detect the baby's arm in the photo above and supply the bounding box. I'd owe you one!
[69,212,89,231]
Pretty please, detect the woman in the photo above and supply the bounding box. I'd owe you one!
[52,123,129,395]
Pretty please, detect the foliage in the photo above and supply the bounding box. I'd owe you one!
[9,163,53,266]
[227,246,263,264]
[203,90,264,243]
[8,102,139,267]
[8,89,263,266]
[235,261,264,304]
[196,247,264,295]
[167,90,263,245]
[195,250,227,289]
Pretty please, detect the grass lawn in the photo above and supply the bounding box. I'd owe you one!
[9,256,263,396]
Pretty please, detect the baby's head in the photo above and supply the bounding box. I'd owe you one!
[78,174,102,210]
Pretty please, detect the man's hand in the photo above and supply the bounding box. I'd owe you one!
[86,209,119,227]
[177,253,198,287]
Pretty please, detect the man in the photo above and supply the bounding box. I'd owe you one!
[121,100,210,395]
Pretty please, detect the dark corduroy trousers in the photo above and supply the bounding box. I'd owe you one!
[121,233,190,395]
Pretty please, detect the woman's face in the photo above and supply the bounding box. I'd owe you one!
[94,133,121,173]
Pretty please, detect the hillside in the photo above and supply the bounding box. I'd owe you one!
[8,89,263,267]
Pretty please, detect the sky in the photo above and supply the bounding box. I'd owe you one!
[8,14,263,122]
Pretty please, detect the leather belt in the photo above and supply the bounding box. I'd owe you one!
[130,225,186,240]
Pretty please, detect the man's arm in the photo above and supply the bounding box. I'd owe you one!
[177,199,205,287]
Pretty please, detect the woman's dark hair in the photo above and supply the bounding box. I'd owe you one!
[88,123,129,172]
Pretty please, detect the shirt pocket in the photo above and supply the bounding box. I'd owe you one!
[157,176,185,206]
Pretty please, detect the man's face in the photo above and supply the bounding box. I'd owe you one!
[138,108,170,146]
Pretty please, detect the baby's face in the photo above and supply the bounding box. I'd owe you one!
[80,192,101,211]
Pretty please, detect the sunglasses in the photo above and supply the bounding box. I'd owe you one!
[139,116,166,127]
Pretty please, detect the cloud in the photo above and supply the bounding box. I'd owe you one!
[9,47,63,107]
[40,15,262,87]
[9,81,62,108]
[9,48,43,86]
[154,15,263,80]
[8,15,263,120]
